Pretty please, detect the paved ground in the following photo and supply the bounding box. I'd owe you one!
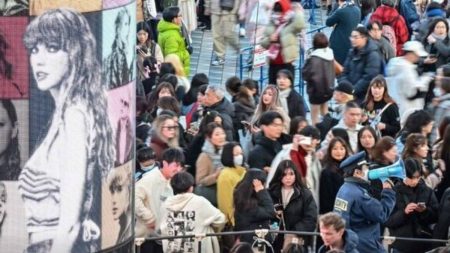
[188,8,332,94]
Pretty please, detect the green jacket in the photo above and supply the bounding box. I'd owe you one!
[157,20,190,75]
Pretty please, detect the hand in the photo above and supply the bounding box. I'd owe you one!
[292,134,302,149]
[251,125,261,134]
[427,34,436,44]
[424,56,437,64]
[253,179,264,192]
[263,166,270,174]
[377,122,386,130]
[382,179,393,189]
[405,203,418,214]
[214,169,221,178]
[415,204,427,213]
[146,221,156,230]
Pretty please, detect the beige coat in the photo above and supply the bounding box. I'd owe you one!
[135,168,173,237]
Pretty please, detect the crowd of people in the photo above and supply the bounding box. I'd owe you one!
[133,0,450,252]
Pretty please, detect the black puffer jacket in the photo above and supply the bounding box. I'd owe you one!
[385,179,439,252]
[269,185,318,250]
[302,47,335,105]
[339,39,382,102]
[234,189,276,243]
[248,132,291,170]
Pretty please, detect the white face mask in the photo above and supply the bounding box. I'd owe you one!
[434,87,443,97]
[233,155,243,167]
[141,163,156,172]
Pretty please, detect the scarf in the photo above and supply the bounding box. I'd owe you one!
[202,139,223,171]
[432,33,447,41]
[279,88,291,115]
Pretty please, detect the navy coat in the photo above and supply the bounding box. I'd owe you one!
[333,177,395,253]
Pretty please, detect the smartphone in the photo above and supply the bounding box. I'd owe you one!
[274,203,283,211]
[418,202,426,208]
[299,136,312,145]
[428,54,437,58]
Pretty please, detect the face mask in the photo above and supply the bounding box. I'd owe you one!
[233,155,243,166]
[141,163,156,172]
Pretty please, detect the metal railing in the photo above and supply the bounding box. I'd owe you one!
[238,25,328,97]
[136,229,450,253]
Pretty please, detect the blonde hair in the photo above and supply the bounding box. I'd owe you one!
[151,114,179,147]
[164,54,186,77]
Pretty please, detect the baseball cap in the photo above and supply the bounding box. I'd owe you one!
[403,41,428,57]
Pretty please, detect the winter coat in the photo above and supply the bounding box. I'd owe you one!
[370,5,409,55]
[135,168,173,237]
[205,0,241,15]
[286,89,306,119]
[233,97,256,132]
[325,2,361,64]
[432,93,450,143]
[269,186,318,232]
[179,0,197,32]
[361,100,401,137]
[217,166,246,225]
[234,189,276,243]
[260,11,306,64]
[433,188,450,242]
[318,229,360,253]
[157,20,190,75]
[205,98,235,141]
[339,39,382,102]
[385,180,439,252]
[334,177,396,253]
[269,186,318,250]
[149,132,170,162]
[385,56,433,119]
[302,47,335,104]
[248,132,290,169]
[185,135,205,178]
[319,161,344,214]
[160,193,226,253]
[373,37,395,63]
[423,37,450,72]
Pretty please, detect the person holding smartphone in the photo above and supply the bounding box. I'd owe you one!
[385,157,439,253]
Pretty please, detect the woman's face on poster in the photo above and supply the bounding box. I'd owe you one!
[30,43,69,92]
[0,104,16,159]
[110,178,129,221]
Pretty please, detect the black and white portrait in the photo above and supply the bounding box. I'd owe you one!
[102,161,133,249]
[0,0,28,16]
[102,4,136,89]
[0,99,28,181]
[18,8,115,253]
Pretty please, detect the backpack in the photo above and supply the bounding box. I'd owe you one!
[382,16,400,55]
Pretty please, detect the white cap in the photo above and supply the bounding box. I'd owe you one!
[402,41,428,57]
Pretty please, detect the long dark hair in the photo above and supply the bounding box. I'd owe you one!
[269,160,305,192]
[234,169,267,212]
[0,30,13,80]
[0,100,20,180]
[357,126,379,153]
[323,137,351,171]
[363,75,395,112]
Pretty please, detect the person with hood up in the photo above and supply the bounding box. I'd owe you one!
[339,26,382,103]
[370,0,409,56]
[160,172,226,253]
[260,0,306,84]
[157,7,191,75]
[302,32,335,125]
[318,212,359,253]
[385,41,434,119]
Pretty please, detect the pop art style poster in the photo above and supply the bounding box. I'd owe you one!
[0,0,28,16]
[102,2,136,90]
[0,17,29,99]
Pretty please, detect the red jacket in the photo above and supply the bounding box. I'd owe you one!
[370,5,409,56]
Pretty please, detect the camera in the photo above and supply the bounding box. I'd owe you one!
[143,56,157,73]
[274,203,283,212]
[137,46,148,54]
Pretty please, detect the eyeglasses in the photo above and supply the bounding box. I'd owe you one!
[163,125,179,130]
[349,35,362,40]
